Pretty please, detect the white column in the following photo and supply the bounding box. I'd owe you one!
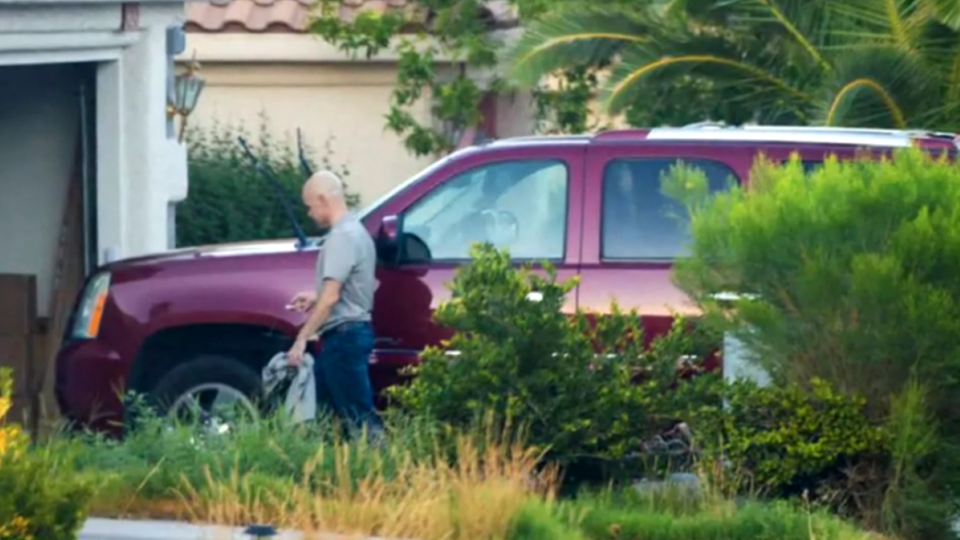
[119,23,171,257]
[96,59,126,263]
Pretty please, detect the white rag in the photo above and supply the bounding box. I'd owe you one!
[262,351,317,425]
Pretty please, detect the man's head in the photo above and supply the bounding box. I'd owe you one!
[302,170,348,228]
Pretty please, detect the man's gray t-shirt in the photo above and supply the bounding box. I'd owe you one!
[315,213,377,335]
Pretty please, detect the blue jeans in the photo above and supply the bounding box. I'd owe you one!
[313,321,382,436]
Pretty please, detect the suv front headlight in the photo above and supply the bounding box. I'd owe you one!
[70,272,112,339]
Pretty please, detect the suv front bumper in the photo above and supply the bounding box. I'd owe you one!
[55,338,127,434]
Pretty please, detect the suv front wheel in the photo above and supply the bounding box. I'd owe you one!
[149,355,263,433]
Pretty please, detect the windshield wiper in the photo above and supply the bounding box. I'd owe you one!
[297,128,312,177]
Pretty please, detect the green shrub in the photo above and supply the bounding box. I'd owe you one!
[0,369,97,540]
[557,496,875,540]
[694,378,885,498]
[507,487,877,540]
[391,244,719,473]
[667,148,960,539]
[177,118,358,247]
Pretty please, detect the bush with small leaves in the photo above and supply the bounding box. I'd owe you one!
[390,243,719,475]
[0,369,97,540]
[667,148,960,539]
[697,378,885,498]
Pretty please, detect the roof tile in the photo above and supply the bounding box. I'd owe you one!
[185,0,516,34]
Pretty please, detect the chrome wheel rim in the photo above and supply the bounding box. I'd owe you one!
[167,383,257,435]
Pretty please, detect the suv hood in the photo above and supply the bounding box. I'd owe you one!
[105,238,319,269]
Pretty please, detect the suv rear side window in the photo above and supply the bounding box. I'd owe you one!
[601,158,739,260]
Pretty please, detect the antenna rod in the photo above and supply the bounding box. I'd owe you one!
[237,136,309,250]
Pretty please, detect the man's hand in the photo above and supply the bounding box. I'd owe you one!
[289,281,340,366]
[286,337,308,367]
[287,291,317,313]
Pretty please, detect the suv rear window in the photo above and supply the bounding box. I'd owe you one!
[601,158,740,260]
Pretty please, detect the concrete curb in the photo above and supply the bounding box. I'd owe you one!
[80,519,274,540]
[76,513,960,539]
[79,518,384,540]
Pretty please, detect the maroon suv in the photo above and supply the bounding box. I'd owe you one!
[55,124,960,432]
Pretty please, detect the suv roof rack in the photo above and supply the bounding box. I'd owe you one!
[486,134,591,147]
[635,123,958,148]
[489,124,959,149]
[679,121,729,129]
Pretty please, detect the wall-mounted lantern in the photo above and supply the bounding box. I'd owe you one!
[167,53,206,143]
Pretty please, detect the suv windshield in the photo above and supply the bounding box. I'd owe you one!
[357,151,465,221]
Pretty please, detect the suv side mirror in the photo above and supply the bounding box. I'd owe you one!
[380,215,400,243]
[374,214,433,266]
[376,215,401,265]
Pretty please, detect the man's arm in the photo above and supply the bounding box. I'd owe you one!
[295,278,343,342]
[294,232,356,343]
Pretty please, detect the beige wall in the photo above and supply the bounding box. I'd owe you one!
[189,62,436,207]
[495,89,539,138]
[536,73,629,132]
[0,64,80,316]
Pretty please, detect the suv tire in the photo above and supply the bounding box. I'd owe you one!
[149,355,264,423]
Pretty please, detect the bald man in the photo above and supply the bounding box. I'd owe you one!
[287,170,382,436]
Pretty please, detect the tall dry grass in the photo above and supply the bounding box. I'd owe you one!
[179,434,556,540]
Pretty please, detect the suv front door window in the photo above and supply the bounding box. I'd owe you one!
[401,159,569,261]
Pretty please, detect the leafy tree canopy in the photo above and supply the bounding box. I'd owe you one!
[507,0,960,129]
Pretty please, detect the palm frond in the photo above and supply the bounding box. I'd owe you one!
[717,0,852,48]
[719,0,834,68]
[911,19,960,110]
[943,27,960,106]
[926,0,960,28]
[505,0,960,129]
[829,0,934,51]
[824,79,908,127]
[600,36,812,116]
[505,5,654,87]
[814,46,938,128]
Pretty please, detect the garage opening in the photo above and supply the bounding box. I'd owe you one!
[0,62,97,437]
